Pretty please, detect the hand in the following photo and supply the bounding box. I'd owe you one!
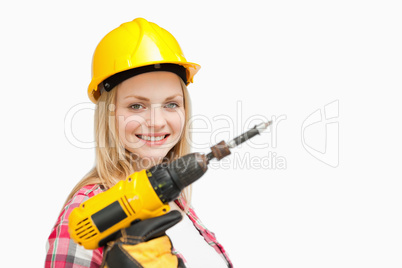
[101,210,186,268]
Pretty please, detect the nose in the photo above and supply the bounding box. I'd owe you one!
[146,104,166,129]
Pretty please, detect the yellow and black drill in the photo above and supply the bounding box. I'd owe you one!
[68,121,271,249]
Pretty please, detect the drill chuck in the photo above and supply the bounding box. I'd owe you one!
[147,153,208,203]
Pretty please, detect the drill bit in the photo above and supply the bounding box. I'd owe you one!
[206,121,272,161]
[227,121,272,148]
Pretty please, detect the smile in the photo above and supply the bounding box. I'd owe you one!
[135,134,170,142]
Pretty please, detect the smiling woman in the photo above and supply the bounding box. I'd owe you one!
[45,17,231,268]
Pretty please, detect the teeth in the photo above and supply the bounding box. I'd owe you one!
[138,135,166,141]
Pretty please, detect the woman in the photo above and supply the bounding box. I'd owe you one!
[45,18,232,267]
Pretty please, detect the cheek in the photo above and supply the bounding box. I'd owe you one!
[116,114,145,138]
[167,109,185,135]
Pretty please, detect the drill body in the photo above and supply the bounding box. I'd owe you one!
[68,153,208,249]
[69,169,170,249]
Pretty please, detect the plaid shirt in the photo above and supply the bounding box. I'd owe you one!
[45,185,104,268]
[45,184,232,267]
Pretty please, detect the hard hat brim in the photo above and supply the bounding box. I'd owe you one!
[88,61,200,103]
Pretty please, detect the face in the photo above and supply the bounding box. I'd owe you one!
[115,71,185,169]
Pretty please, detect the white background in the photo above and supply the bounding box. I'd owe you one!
[1,1,402,267]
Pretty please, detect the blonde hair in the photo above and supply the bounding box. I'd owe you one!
[63,79,192,210]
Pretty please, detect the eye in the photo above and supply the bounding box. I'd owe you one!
[164,102,179,109]
[130,103,145,110]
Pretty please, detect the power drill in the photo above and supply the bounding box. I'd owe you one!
[68,121,271,249]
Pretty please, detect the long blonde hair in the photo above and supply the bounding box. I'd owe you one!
[64,79,192,209]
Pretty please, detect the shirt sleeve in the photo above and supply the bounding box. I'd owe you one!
[45,185,104,268]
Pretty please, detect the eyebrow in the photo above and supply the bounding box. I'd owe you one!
[124,94,183,101]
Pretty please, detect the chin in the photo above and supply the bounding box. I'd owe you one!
[131,149,171,169]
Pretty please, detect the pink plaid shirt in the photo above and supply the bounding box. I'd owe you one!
[45,185,104,268]
[45,184,232,267]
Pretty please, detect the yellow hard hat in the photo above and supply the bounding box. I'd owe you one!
[88,18,201,103]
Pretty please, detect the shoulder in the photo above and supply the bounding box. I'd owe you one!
[72,184,104,203]
[63,184,104,217]
[54,184,104,228]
